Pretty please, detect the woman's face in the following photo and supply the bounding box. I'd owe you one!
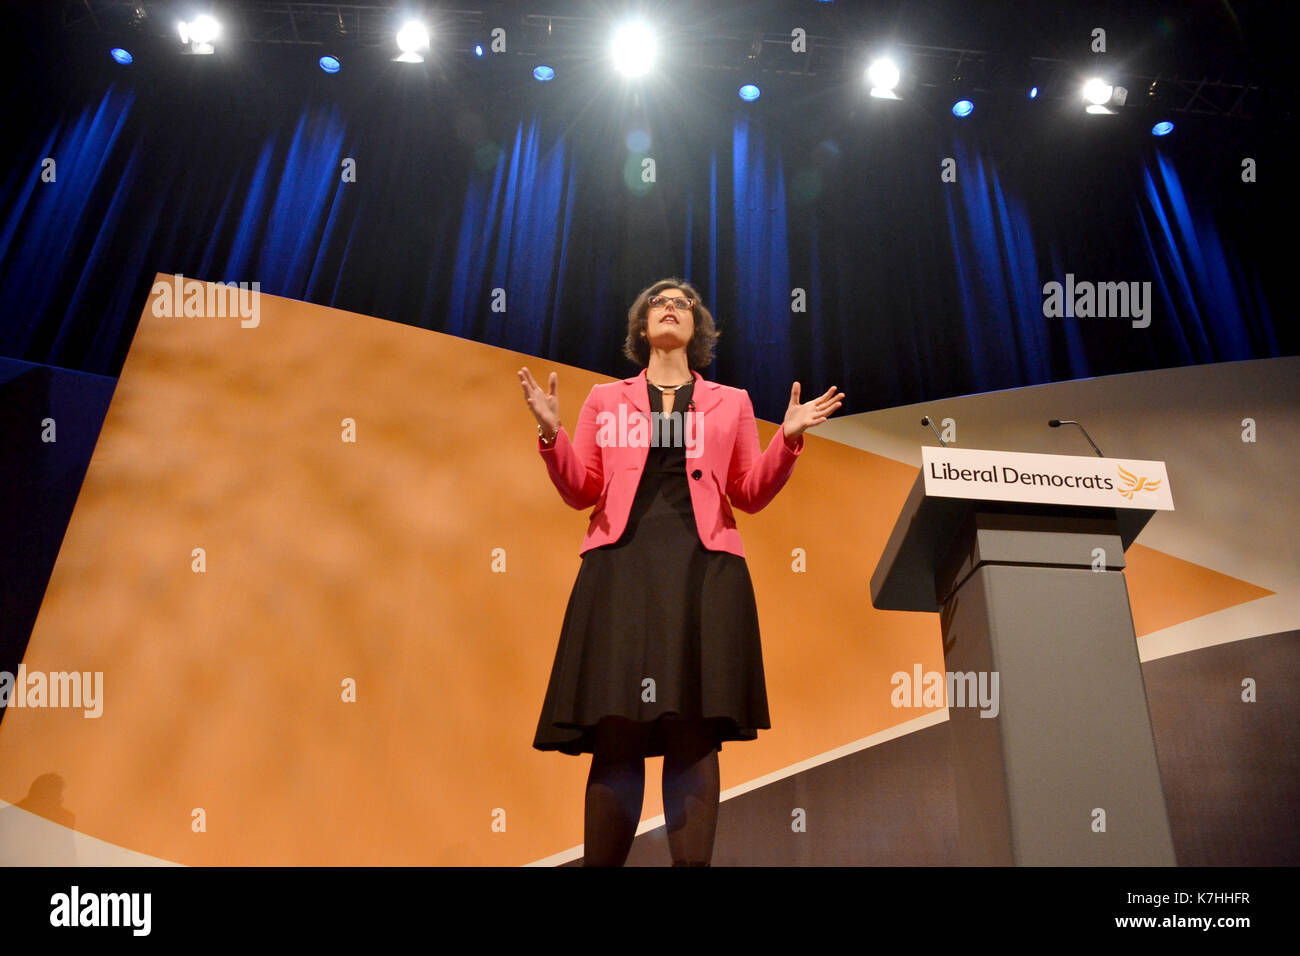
[644,287,695,352]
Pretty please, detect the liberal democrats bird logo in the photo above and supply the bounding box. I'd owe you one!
[1117,465,1162,499]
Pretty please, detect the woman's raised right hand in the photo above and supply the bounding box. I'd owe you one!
[517,366,561,434]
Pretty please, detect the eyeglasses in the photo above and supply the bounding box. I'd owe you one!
[649,295,693,311]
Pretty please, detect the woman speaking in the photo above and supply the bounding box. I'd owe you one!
[517,277,843,866]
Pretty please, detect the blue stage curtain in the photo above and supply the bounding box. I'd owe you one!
[0,38,1286,420]
[1136,149,1277,364]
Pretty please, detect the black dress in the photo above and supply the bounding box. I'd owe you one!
[532,379,772,757]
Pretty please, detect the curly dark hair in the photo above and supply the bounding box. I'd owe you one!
[622,277,721,371]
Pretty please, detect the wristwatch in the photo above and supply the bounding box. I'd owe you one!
[539,423,558,446]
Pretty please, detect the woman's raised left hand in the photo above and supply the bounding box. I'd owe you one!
[781,383,845,442]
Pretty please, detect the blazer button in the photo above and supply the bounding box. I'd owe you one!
[691,469,702,479]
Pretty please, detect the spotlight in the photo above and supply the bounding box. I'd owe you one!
[475,44,483,57]
[110,48,133,65]
[187,14,218,44]
[395,20,430,63]
[1141,79,1181,131]
[942,59,983,117]
[866,57,900,99]
[534,65,555,82]
[1082,78,1112,105]
[863,56,904,99]
[319,55,341,74]
[611,21,656,77]
[739,84,760,102]
[177,14,220,55]
[1028,86,1039,99]
[1082,77,1127,114]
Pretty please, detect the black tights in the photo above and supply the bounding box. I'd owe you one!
[582,715,720,866]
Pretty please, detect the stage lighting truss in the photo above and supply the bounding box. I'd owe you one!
[55,0,1269,121]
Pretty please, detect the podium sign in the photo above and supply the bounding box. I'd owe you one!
[921,446,1174,511]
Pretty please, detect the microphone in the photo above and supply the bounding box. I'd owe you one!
[1049,419,1104,457]
[920,415,947,448]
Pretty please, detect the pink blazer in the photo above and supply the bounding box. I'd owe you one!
[538,368,804,558]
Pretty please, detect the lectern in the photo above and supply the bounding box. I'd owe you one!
[871,446,1178,865]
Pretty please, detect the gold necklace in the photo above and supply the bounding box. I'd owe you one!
[647,377,692,391]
